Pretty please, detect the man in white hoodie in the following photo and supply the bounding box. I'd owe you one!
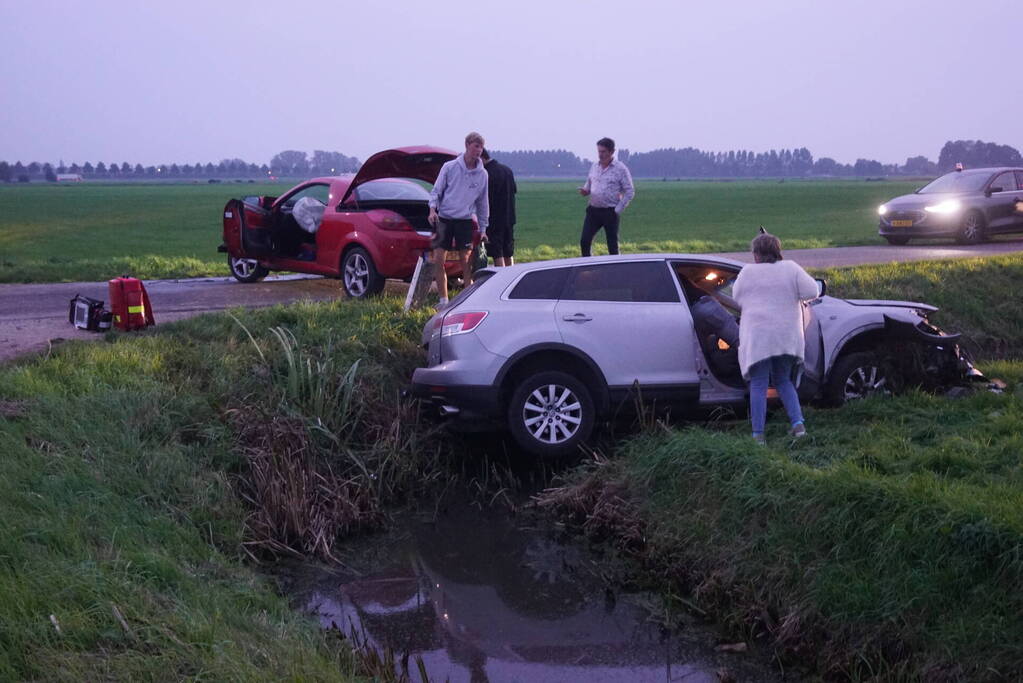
[429,132,490,307]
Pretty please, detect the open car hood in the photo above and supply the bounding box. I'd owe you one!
[339,146,458,205]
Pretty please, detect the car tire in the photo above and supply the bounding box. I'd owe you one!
[884,236,910,246]
[228,256,268,283]
[825,351,898,405]
[341,247,385,299]
[507,370,595,458]
[955,210,986,245]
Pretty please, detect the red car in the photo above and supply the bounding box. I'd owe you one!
[219,146,480,297]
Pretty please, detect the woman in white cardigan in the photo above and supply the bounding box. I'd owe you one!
[732,231,819,445]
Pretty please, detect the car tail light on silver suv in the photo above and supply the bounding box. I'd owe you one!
[435,311,488,337]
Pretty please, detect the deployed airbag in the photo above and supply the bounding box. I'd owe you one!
[293,196,325,234]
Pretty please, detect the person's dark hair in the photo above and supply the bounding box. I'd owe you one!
[751,232,783,263]
[596,137,615,152]
[481,148,491,161]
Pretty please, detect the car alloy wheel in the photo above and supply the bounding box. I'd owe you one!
[956,211,986,244]
[826,351,896,404]
[524,383,583,443]
[342,247,384,299]
[228,255,268,283]
[508,370,594,457]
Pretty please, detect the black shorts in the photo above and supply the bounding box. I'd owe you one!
[485,223,515,258]
[433,217,474,251]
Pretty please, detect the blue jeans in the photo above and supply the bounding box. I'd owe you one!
[748,355,804,435]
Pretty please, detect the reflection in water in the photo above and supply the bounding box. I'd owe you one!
[295,507,777,682]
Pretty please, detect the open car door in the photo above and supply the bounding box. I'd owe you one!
[223,197,273,257]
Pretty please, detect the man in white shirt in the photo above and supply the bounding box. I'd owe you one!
[578,137,635,257]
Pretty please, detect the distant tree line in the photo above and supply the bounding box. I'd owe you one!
[2,140,1020,183]
[0,150,361,183]
[489,139,1020,178]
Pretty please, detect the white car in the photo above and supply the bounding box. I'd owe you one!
[412,254,979,456]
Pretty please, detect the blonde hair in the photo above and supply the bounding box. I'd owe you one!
[465,131,485,146]
[751,232,783,263]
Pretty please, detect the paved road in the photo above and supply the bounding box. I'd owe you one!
[3,240,1022,363]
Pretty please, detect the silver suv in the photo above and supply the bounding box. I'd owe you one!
[411,254,977,457]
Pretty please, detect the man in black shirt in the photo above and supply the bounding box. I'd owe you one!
[481,149,517,266]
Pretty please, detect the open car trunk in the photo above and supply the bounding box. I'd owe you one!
[350,199,432,232]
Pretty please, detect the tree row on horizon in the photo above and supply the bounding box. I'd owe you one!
[2,139,1018,183]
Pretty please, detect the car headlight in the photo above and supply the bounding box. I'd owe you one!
[924,199,962,214]
[877,204,888,216]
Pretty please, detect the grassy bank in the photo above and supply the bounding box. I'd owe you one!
[2,253,1020,678]
[809,253,1023,359]
[0,179,914,282]
[537,255,1023,679]
[0,298,437,680]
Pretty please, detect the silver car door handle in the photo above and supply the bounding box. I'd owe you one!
[562,313,593,322]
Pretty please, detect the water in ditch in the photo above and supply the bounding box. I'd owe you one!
[283,500,785,682]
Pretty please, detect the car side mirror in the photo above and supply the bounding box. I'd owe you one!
[988,186,1003,195]
[815,278,827,298]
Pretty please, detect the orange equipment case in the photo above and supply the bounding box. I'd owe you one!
[108,276,155,331]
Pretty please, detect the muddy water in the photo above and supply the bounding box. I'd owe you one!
[285,503,784,682]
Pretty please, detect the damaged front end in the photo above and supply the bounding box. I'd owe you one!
[881,315,985,391]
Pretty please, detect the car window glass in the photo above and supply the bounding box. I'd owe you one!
[918,171,990,194]
[1016,171,1023,188]
[283,184,330,208]
[509,268,570,300]
[564,262,678,303]
[355,179,431,202]
[671,263,739,304]
[449,270,496,306]
[990,172,1018,192]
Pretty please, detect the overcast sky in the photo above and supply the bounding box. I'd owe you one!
[2,0,1018,167]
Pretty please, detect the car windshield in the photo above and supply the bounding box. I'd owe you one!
[355,179,431,202]
[917,170,991,194]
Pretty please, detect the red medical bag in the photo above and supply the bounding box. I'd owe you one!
[107,276,155,331]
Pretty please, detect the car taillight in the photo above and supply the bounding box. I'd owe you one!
[366,209,412,231]
[436,311,487,337]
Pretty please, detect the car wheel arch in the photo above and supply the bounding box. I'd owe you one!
[496,345,610,414]
[825,327,889,378]
[824,325,931,400]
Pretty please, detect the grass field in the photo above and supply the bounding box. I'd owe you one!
[0,179,919,283]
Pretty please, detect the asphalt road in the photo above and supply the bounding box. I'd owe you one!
[2,240,1022,363]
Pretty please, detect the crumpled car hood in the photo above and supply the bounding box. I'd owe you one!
[843,298,937,312]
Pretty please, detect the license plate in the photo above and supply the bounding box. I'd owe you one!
[445,252,461,261]
[891,220,913,227]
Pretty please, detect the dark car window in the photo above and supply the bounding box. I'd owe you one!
[990,172,1018,193]
[449,270,496,306]
[509,268,570,300]
[354,179,431,202]
[1016,171,1023,189]
[282,184,330,208]
[918,171,991,194]
[564,262,679,303]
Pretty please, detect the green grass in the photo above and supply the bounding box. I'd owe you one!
[809,252,1023,358]
[552,385,1023,678]
[0,179,918,282]
[0,298,436,680]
